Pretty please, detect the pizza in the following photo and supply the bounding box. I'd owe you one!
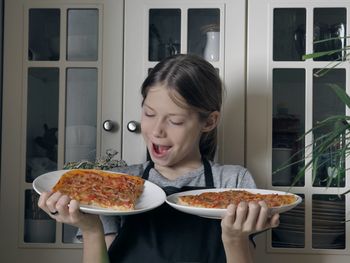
[177,190,297,209]
[52,169,145,211]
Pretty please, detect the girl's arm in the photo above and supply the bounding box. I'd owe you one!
[221,201,280,263]
[222,237,253,263]
[81,222,110,263]
[105,234,117,249]
[38,192,110,263]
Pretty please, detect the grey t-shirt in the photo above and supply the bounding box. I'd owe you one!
[99,161,256,235]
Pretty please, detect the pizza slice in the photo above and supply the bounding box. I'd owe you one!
[52,169,145,211]
[177,190,297,209]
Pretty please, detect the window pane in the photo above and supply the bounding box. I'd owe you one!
[65,68,97,163]
[273,8,306,61]
[26,68,59,183]
[67,9,99,61]
[188,8,220,61]
[313,69,346,187]
[314,8,346,61]
[24,189,56,243]
[272,194,305,248]
[62,224,80,243]
[272,69,305,186]
[29,9,60,61]
[149,9,181,61]
[312,195,345,249]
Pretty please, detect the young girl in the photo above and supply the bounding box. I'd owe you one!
[39,54,279,263]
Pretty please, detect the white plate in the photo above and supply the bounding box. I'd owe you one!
[33,170,166,215]
[166,188,302,219]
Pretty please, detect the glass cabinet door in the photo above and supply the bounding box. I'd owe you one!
[248,0,350,261]
[0,2,123,261]
[137,5,224,162]
[125,0,246,166]
[188,8,220,61]
[148,8,221,62]
[0,0,117,263]
[128,3,222,163]
[148,9,181,61]
[25,6,100,245]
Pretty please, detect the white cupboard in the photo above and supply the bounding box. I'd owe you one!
[0,0,247,261]
[0,0,123,262]
[1,0,350,262]
[248,0,350,262]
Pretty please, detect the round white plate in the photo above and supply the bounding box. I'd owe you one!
[166,188,302,219]
[33,170,166,215]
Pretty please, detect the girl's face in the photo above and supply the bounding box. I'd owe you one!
[141,85,205,169]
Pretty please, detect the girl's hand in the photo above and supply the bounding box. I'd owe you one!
[221,201,280,244]
[38,191,102,234]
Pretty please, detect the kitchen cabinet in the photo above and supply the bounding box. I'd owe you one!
[123,0,246,165]
[247,0,350,262]
[0,0,123,262]
[0,0,247,262]
[3,0,349,262]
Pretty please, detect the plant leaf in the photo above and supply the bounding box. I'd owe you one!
[329,84,350,108]
[302,49,342,60]
[313,61,345,77]
[313,35,350,44]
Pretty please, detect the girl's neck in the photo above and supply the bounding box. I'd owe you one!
[154,158,203,181]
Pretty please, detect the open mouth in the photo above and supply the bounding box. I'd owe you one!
[153,143,171,155]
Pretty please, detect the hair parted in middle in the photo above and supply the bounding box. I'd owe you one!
[141,54,223,161]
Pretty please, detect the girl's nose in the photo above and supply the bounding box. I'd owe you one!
[152,119,166,137]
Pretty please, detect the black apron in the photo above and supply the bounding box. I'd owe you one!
[108,159,226,263]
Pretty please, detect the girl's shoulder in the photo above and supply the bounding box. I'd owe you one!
[211,162,249,175]
[210,162,256,189]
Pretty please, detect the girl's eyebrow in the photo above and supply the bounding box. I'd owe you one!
[168,113,187,117]
[143,103,188,117]
[143,103,154,110]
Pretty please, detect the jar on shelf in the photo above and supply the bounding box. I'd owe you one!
[201,24,220,62]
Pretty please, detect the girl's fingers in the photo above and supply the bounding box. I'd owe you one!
[69,199,80,213]
[221,200,281,241]
[38,193,92,229]
[45,191,63,213]
[38,192,55,216]
[233,202,248,228]
[38,192,51,210]
[256,201,269,230]
[245,201,260,230]
[69,200,82,224]
[55,195,71,217]
[269,213,280,228]
[222,204,236,226]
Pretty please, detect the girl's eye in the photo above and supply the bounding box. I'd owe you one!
[144,111,155,117]
[170,119,184,125]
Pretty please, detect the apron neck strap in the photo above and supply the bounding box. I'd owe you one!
[142,158,214,188]
[142,161,154,180]
[202,157,214,187]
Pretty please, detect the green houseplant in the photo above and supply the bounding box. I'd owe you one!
[274,36,350,194]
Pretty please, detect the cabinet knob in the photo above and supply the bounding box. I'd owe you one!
[103,120,114,131]
[127,121,140,133]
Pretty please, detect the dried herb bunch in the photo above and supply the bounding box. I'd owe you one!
[64,149,127,170]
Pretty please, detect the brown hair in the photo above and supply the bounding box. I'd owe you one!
[141,54,223,161]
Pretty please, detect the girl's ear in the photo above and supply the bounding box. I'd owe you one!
[202,111,220,132]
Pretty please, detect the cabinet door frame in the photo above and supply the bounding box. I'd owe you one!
[247,0,350,261]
